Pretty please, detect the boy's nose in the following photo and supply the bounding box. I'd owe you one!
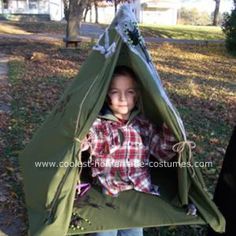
[119,93,127,101]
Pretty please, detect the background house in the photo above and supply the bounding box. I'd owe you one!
[0,0,64,21]
[86,0,180,25]
[0,0,180,25]
[140,0,180,25]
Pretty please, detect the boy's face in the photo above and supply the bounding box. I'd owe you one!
[107,75,138,120]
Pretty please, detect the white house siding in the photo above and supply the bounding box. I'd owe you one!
[85,6,114,24]
[0,1,4,13]
[0,0,49,14]
[49,0,64,21]
[85,1,179,25]
[1,0,180,25]
[85,2,140,24]
[139,0,180,25]
[140,8,178,25]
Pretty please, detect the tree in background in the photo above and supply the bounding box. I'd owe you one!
[211,11,225,25]
[64,0,88,43]
[106,0,129,14]
[83,2,92,22]
[222,1,236,54]
[178,7,211,25]
[213,0,221,25]
[181,0,224,26]
[83,0,100,23]
[94,0,99,23]
[63,0,69,22]
[85,0,129,23]
[64,0,127,43]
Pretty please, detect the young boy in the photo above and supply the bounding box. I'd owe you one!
[83,65,177,236]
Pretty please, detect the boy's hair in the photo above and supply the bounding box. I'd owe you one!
[107,65,143,112]
[112,65,138,84]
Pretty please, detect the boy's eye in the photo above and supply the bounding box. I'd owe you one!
[109,91,118,95]
[128,90,135,94]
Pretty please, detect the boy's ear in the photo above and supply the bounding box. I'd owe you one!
[136,92,144,113]
[136,89,142,102]
[106,95,112,105]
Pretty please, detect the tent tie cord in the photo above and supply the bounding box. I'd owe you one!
[74,136,93,195]
[172,140,196,177]
[73,138,197,188]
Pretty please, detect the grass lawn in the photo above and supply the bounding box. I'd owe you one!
[0,37,235,235]
[140,24,225,40]
[0,20,225,40]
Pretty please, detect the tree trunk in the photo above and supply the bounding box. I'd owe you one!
[213,0,220,26]
[83,3,91,22]
[114,0,118,14]
[78,0,87,29]
[94,0,98,24]
[63,0,69,21]
[234,0,236,10]
[65,0,88,42]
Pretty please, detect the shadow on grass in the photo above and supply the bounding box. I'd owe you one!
[157,61,236,92]
[148,44,236,93]
[155,68,235,128]
[0,20,66,34]
[171,43,234,59]
[0,38,92,63]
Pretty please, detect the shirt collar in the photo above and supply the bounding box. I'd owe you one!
[98,106,140,125]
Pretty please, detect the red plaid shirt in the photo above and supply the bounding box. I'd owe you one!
[86,111,176,197]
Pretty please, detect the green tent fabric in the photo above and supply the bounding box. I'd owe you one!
[19,4,225,236]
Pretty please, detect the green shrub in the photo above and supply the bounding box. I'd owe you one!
[222,10,236,55]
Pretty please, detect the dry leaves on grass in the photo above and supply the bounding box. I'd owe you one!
[148,42,235,192]
[149,43,236,126]
[0,38,91,235]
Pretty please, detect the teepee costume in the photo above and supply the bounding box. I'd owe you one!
[19,5,225,236]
